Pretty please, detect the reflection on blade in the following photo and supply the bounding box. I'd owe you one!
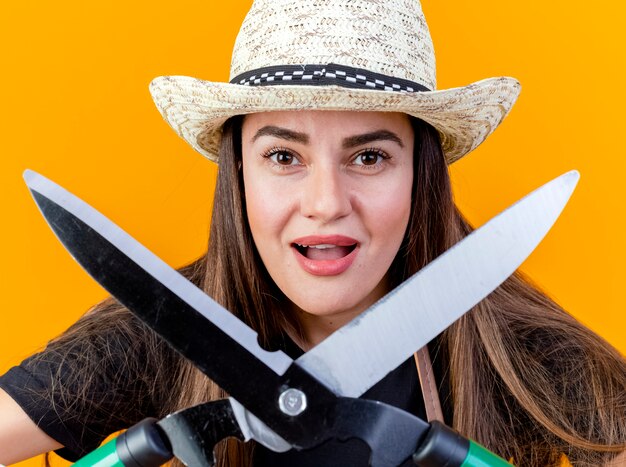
[297,171,579,397]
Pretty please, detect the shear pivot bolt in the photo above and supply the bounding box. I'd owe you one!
[278,388,307,416]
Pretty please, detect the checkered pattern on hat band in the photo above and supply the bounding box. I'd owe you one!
[231,64,431,93]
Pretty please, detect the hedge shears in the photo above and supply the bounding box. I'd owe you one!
[24,169,578,466]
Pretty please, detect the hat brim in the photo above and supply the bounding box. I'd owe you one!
[149,75,520,164]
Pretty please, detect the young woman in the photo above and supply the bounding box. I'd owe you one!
[1,0,625,466]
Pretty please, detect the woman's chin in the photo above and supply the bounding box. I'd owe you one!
[289,289,381,328]
[284,268,389,319]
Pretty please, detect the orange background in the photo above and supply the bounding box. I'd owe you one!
[0,1,624,465]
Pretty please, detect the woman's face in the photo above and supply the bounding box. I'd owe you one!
[242,111,414,345]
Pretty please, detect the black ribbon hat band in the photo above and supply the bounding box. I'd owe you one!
[230,63,431,93]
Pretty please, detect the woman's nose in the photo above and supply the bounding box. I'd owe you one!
[300,166,352,223]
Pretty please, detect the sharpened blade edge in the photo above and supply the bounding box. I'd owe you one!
[23,169,292,376]
[297,171,579,397]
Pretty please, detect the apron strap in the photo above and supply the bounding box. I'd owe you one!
[414,346,444,423]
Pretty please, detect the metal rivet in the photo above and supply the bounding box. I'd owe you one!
[278,388,307,416]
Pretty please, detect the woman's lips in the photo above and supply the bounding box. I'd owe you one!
[291,235,359,276]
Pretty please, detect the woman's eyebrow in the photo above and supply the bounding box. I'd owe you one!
[342,130,405,149]
[252,126,309,144]
[251,126,404,149]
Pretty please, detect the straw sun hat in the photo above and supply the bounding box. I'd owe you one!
[149,0,521,164]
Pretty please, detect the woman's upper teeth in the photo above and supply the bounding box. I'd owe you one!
[296,243,336,249]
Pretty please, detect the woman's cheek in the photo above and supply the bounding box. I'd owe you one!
[245,175,293,252]
[361,174,413,241]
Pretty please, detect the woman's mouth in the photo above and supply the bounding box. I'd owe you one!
[291,236,359,276]
[294,243,357,260]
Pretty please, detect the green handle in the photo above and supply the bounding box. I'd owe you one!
[72,437,125,467]
[71,418,172,467]
[462,440,513,466]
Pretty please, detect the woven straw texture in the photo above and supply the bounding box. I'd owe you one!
[230,0,436,89]
[150,0,521,164]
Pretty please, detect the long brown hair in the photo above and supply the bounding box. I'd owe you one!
[42,115,625,466]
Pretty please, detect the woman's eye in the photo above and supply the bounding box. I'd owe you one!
[353,150,387,166]
[265,149,300,166]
